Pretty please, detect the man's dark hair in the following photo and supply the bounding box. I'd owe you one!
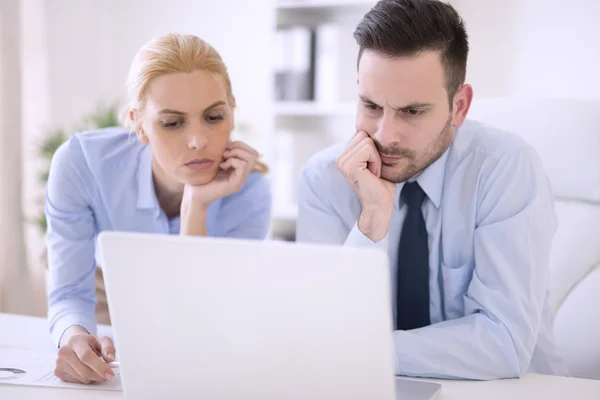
[354,0,469,101]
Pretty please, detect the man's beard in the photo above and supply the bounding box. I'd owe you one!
[376,115,454,183]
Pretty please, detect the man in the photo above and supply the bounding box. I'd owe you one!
[296,0,568,380]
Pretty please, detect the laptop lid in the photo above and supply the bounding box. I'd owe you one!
[396,378,442,400]
[98,232,397,399]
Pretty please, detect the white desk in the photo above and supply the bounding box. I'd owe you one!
[2,312,600,399]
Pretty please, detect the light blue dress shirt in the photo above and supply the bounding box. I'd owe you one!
[45,127,272,347]
[296,119,569,380]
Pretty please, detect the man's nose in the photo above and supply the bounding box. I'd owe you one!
[373,112,398,146]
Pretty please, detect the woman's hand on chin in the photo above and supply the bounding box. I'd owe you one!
[180,141,259,235]
[182,141,259,208]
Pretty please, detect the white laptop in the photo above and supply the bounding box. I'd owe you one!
[98,231,441,400]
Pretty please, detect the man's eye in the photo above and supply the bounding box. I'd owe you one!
[405,109,424,116]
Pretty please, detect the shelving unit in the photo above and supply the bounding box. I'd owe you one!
[269,0,376,239]
[276,0,375,24]
[277,0,375,9]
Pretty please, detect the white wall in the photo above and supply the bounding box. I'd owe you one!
[451,0,600,99]
[1,0,42,315]
[450,0,521,97]
[511,0,600,99]
[43,1,120,129]
[20,0,51,316]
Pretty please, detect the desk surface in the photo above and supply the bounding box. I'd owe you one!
[1,313,600,400]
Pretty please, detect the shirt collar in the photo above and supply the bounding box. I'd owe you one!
[394,142,451,210]
[136,144,159,210]
[415,143,451,209]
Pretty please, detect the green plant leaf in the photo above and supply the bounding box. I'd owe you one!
[84,103,120,129]
[40,130,67,160]
[39,171,49,183]
[38,214,47,233]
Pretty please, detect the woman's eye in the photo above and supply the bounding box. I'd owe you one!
[161,120,184,129]
[206,114,225,123]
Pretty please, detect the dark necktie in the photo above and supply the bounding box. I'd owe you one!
[396,181,431,331]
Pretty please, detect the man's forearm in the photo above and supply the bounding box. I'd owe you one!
[392,313,524,380]
[357,207,392,243]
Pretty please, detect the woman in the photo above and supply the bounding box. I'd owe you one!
[47,33,271,384]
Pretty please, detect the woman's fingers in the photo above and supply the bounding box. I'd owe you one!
[227,141,259,157]
[223,147,258,164]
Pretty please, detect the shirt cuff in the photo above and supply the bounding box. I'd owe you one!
[392,336,401,375]
[51,314,97,348]
[344,222,389,250]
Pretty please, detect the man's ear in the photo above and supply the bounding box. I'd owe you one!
[130,109,149,144]
[451,84,473,128]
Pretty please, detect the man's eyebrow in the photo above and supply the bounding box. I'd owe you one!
[394,102,434,111]
[359,95,380,107]
[359,96,433,110]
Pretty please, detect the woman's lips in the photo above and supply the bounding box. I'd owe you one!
[184,158,215,171]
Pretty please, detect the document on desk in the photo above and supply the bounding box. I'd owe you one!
[0,346,122,391]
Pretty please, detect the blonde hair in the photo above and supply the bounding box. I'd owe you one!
[121,33,268,174]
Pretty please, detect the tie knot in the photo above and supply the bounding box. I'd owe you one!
[401,182,426,209]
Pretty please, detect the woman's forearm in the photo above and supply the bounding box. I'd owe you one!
[180,203,209,236]
[59,325,90,347]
